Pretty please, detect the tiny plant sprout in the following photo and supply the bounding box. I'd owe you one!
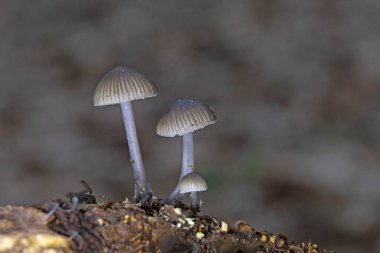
[42,200,77,222]
[179,172,208,212]
[42,202,60,222]
[69,230,79,240]
[156,99,216,203]
[64,192,82,212]
[94,66,158,203]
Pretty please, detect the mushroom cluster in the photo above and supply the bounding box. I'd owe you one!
[94,66,216,211]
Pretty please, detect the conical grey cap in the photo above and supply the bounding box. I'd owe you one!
[156,99,216,137]
[179,172,208,194]
[94,66,158,106]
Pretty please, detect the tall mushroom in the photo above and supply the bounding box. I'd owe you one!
[156,99,216,203]
[179,172,208,212]
[94,66,158,203]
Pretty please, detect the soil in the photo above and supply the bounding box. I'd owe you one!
[0,184,332,253]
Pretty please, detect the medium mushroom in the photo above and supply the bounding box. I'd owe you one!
[94,66,158,203]
[156,99,216,203]
[179,172,208,212]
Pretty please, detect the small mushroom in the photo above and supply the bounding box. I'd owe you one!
[179,172,208,212]
[94,66,158,203]
[156,99,216,203]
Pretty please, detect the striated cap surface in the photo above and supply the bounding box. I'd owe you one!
[179,172,208,193]
[94,66,158,106]
[156,99,216,137]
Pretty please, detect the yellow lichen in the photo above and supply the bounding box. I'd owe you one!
[185,218,195,227]
[96,218,104,225]
[147,217,155,225]
[220,221,228,232]
[178,218,186,224]
[137,224,144,231]
[269,235,276,245]
[130,215,137,223]
[196,232,204,239]
[143,224,151,231]
[174,208,182,215]
[0,233,72,252]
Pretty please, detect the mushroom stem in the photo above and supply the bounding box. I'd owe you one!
[165,133,195,202]
[181,133,194,178]
[190,192,199,212]
[120,101,152,203]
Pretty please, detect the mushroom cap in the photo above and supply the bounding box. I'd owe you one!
[94,66,158,106]
[156,99,216,137]
[179,172,208,194]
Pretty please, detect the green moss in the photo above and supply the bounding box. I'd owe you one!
[202,166,225,191]
[239,150,266,182]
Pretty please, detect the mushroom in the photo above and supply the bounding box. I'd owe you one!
[179,172,208,212]
[156,99,216,203]
[94,66,158,203]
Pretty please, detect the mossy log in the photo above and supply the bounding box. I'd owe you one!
[0,189,331,253]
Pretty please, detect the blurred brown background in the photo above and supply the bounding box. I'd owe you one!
[1,1,380,252]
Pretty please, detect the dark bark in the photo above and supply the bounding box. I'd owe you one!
[0,191,331,253]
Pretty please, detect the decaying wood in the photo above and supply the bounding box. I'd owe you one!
[0,189,332,253]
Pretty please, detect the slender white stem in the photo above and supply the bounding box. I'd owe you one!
[181,133,194,178]
[166,133,195,201]
[167,187,180,201]
[120,102,147,185]
[190,192,198,209]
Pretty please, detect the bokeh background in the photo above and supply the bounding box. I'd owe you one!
[1,1,379,252]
